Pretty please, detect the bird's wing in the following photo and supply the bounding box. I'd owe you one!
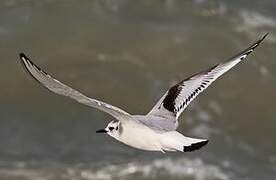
[147,34,267,128]
[19,53,131,121]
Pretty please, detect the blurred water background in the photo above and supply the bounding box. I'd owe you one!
[0,0,276,179]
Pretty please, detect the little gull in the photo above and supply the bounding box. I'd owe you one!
[19,34,267,153]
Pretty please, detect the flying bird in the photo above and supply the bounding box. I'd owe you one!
[19,34,267,153]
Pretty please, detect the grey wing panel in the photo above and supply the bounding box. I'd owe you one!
[133,115,177,132]
[19,53,131,121]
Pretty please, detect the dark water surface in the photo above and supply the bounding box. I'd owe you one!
[0,0,276,179]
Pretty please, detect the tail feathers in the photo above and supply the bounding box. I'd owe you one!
[160,131,208,152]
[183,139,209,152]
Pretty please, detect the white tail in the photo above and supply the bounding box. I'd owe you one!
[159,131,208,152]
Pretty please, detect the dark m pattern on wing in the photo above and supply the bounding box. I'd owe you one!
[162,64,218,115]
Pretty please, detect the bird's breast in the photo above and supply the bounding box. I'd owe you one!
[116,121,162,151]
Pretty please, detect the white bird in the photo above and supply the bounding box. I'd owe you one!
[19,34,267,153]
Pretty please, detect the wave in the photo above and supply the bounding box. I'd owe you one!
[0,157,231,180]
[84,158,230,180]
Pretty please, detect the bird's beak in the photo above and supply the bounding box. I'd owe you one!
[96,129,107,133]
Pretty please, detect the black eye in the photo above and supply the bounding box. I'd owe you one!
[115,126,118,130]
[109,127,114,131]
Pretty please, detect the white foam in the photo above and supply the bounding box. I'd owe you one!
[239,11,276,28]
[0,158,230,180]
[76,158,230,180]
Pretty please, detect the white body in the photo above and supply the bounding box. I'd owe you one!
[115,120,163,151]
[109,120,207,152]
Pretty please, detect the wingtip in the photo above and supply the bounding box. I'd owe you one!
[258,33,269,43]
[19,53,27,59]
[262,33,269,40]
[248,33,268,52]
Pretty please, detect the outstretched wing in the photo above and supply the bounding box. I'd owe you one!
[19,53,131,121]
[147,34,267,126]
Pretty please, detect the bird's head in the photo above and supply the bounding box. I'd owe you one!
[96,120,121,138]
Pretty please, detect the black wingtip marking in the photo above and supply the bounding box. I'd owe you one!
[19,53,41,84]
[254,33,268,48]
[261,33,269,41]
[19,53,36,67]
[19,53,48,75]
[18,52,50,85]
[19,53,27,59]
[19,53,33,68]
[227,33,268,63]
[19,52,34,70]
[19,52,31,71]
[184,140,209,152]
[247,34,267,52]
